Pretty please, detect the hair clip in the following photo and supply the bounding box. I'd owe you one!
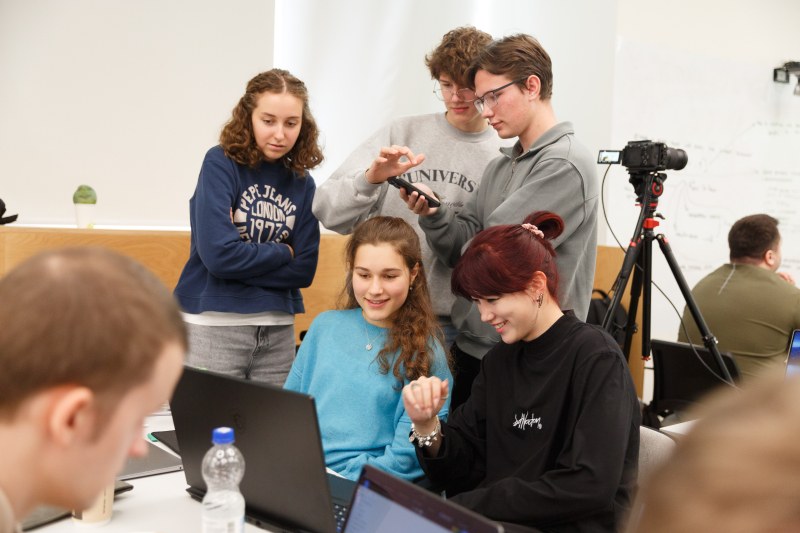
[521,223,544,239]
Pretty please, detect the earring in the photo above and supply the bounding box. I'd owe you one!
[537,293,544,307]
[409,284,414,291]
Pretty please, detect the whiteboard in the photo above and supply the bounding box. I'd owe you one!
[606,38,800,341]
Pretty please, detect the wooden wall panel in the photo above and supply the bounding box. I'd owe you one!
[296,235,347,342]
[0,227,191,290]
[0,227,643,392]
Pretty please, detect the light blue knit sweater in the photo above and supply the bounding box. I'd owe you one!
[284,308,452,481]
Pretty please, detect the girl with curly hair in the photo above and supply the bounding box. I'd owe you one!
[174,69,324,386]
[284,216,452,481]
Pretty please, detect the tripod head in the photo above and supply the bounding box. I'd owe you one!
[629,171,667,206]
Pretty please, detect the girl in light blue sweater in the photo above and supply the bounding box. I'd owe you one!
[284,217,452,481]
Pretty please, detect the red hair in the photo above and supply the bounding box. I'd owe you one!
[451,211,565,303]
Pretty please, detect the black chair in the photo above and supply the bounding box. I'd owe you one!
[647,340,740,425]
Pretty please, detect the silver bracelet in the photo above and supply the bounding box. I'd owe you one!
[409,417,440,448]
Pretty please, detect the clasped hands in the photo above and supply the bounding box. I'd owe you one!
[402,376,449,435]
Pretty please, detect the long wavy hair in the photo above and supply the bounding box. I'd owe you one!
[219,69,324,174]
[337,217,448,388]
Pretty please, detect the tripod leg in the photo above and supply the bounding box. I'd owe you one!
[655,234,734,384]
[603,239,642,332]
[622,247,644,360]
[642,231,653,361]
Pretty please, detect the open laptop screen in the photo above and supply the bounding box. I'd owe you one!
[786,330,800,378]
[343,465,502,533]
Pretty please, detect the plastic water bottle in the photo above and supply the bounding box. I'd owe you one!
[202,427,246,533]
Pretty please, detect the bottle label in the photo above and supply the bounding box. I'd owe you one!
[202,515,245,533]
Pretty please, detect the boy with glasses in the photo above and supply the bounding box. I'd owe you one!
[313,26,511,352]
[404,34,599,409]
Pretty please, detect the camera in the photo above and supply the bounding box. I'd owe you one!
[598,141,687,172]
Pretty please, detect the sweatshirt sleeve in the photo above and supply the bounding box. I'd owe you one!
[416,171,485,268]
[311,127,389,234]
[417,357,489,489]
[240,176,321,289]
[193,151,293,279]
[419,157,590,268]
[450,353,637,526]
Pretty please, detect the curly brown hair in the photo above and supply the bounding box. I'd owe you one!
[337,217,450,388]
[424,26,492,88]
[219,69,324,174]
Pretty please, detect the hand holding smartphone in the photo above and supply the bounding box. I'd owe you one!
[387,177,441,208]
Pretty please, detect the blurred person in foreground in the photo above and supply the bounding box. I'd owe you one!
[0,248,186,533]
[629,375,800,533]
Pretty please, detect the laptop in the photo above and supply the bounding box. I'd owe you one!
[785,330,800,379]
[171,367,356,533]
[342,464,503,533]
[118,440,183,480]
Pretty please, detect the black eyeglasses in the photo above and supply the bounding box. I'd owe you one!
[473,77,529,113]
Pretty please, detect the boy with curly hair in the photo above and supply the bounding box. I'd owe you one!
[313,26,511,357]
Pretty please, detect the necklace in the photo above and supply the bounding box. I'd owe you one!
[364,317,382,351]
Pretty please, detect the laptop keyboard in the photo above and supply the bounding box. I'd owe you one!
[334,503,349,532]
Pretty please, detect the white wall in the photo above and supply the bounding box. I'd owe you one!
[612,0,800,400]
[274,0,617,213]
[3,0,798,238]
[617,0,800,68]
[0,0,275,226]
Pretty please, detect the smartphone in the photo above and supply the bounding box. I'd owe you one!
[387,177,441,208]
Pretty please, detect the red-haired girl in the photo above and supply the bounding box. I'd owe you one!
[402,211,640,533]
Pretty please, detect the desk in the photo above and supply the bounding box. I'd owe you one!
[39,415,263,533]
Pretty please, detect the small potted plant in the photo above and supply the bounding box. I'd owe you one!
[73,185,97,228]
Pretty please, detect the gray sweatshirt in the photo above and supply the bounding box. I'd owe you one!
[312,112,512,318]
[419,122,599,358]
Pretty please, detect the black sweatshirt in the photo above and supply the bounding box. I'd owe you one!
[417,314,640,533]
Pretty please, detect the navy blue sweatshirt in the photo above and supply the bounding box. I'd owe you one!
[174,146,320,315]
[418,314,640,533]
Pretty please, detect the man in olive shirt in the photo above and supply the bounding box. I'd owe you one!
[678,214,800,382]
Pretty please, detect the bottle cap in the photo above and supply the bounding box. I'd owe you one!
[212,427,235,445]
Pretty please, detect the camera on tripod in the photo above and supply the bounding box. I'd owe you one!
[598,140,688,173]
[596,138,731,384]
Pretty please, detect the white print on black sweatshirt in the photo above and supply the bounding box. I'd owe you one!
[232,184,297,244]
[513,412,543,431]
